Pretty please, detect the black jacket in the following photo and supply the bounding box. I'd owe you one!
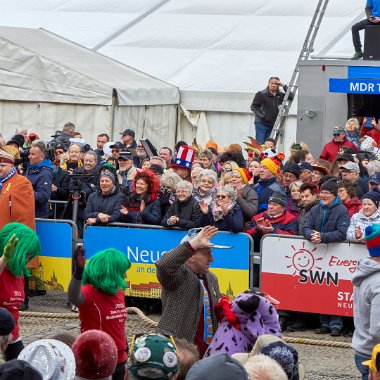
[83,187,125,225]
[162,196,202,229]
[250,86,293,127]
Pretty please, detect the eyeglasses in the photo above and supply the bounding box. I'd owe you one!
[176,189,189,194]
[216,194,227,199]
[222,168,232,173]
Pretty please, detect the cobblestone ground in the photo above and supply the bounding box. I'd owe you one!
[21,292,360,380]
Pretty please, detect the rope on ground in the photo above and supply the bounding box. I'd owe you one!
[284,336,352,349]
[20,310,351,348]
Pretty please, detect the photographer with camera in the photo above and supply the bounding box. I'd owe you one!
[65,151,100,237]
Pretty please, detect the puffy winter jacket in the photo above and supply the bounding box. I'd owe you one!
[252,177,284,212]
[347,208,380,241]
[122,199,161,225]
[83,187,125,225]
[343,197,362,218]
[303,197,350,244]
[319,137,358,163]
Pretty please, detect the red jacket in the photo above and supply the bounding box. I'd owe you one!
[360,126,380,146]
[343,197,362,217]
[319,138,358,163]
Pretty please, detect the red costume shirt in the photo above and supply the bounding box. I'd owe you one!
[78,284,127,363]
[0,267,24,341]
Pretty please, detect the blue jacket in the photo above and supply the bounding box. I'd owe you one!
[25,159,54,218]
[200,203,244,233]
[303,197,350,244]
[252,177,284,212]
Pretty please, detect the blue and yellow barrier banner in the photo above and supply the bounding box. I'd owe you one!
[84,227,251,299]
[32,221,73,292]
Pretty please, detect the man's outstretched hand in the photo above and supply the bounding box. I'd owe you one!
[191,226,218,250]
[3,234,19,261]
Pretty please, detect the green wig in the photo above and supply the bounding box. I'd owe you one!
[0,222,41,277]
[82,248,131,295]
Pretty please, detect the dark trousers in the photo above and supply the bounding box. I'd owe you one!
[5,340,24,361]
[112,361,126,380]
[352,19,377,51]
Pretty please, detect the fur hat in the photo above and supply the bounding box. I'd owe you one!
[2,145,20,160]
[0,359,43,380]
[0,307,15,336]
[72,330,118,379]
[362,188,380,208]
[365,225,380,257]
[320,178,338,196]
[18,339,75,380]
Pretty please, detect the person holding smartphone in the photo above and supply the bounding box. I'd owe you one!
[351,0,380,60]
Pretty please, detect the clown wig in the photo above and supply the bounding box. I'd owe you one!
[134,170,160,201]
[0,222,41,277]
[82,249,131,295]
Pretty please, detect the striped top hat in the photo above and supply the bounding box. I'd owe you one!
[172,145,195,169]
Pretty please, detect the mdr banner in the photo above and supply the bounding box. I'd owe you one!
[84,226,251,299]
[260,235,368,317]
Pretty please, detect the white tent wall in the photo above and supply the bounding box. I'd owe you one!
[0,100,111,145]
[113,104,178,149]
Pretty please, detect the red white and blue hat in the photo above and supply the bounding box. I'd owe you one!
[365,225,380,257]
[171,146,195,169]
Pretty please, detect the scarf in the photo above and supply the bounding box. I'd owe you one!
[211,200,236,222]
[0,168,17,191]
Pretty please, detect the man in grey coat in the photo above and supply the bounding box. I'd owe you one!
[155,226,221,357]
[352,224,380,380]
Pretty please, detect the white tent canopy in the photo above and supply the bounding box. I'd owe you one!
[0,26,179,146]
[0,0,365,148]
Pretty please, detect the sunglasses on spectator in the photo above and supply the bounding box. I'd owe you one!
[222,168,232,173]
[216,194,227,199]
[55,150,64,155]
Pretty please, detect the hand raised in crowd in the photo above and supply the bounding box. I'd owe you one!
[120,206,129,215]
[234,183,242,198]
[140,200,145,213]
[3,233,19,261]
[355,226,364,241]
[199,200,209,215]
[74,245,86,270]
[98,213,110,223]
[51,184,58,192]
[256,218,274,233]
[190,226,218,250]
[219,201,229,216]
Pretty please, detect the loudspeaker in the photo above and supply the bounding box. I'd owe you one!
[364,25,380,60]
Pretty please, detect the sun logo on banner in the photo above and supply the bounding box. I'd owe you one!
[285,241,323,276]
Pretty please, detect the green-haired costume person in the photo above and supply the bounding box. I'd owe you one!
[68,246,131,380]
[0,222,41,360]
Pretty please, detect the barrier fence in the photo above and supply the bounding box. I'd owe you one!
[260,235,368,317]
[33,220,253,298]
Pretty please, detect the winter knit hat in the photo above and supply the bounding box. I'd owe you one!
[234,168,252,184]
[261,157,281,174]
[259,341,300,380]
[268,191,287,207]
[283,163,300,179]
[0,307,15,335]
[0,359,43,380]
[320,178,338,196]
[72,330,118,379]
[100,170,116,184]
[361,188,380,208]
[365,225,380,257]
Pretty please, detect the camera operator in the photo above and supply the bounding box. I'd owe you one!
[66,151,100,237]
[25,141,54,219]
